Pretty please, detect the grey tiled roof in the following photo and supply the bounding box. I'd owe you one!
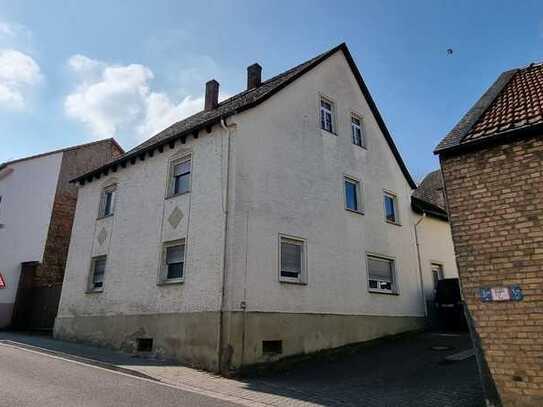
[73,43,416,189]
[411,170,448,219]
[127,47,339,155]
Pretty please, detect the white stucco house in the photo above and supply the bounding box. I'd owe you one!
[0,139,122,329]
[56,43,457,372]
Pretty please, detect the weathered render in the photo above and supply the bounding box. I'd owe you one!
[56,44,454,372]
[0,139,122,329]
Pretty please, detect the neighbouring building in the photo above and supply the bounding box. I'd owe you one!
[411,170,458,303]
[435,63,543,407]
[0,139,123,330]
[56,43,455,372]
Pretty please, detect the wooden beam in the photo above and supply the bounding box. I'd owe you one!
[130,158,136,164]
[181,136,186,144]
[158,145,164,153]
[169,141,175,149]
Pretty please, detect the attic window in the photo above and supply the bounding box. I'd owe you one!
[320,98,335,133]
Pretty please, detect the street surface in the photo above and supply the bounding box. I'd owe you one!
[0,343,239,407]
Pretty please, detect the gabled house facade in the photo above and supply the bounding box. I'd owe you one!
[436,63,543,407]
[0,139,123,329]
[56,43,453,372]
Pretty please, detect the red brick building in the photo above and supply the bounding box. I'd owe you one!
[435,64,543,407]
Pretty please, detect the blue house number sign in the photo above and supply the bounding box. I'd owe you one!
[480,285,523,302]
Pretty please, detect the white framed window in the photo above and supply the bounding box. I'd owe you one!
[320,98,335,133]
[98,184,116,218]
[159,239,186,284]
[88,255,106,293]
[367,254,397,294]
[344,176,363,213]
[168,157,191,197]
[351,115,366,148]
[384,192,400,224]
[279,235,307,284]
[431,262,444,289]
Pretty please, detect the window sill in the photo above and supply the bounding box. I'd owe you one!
[345,208,364,216]
[279,278,307,285]
[385,220,402,227]
[353,144,367,150]
[368,289,399,296]
[165,191,191,200]
[96,214,114,221]
[85,288,103,294]
[320,128,336,136]
[157,278,184,286]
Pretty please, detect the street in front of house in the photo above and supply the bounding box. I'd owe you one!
[0,331,484,407]
[0,342,241,407]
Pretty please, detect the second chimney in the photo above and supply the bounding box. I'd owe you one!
[205,79,219,111]
[247,63,262,90]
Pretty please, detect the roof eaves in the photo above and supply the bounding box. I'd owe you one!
[434,69,518,155]
[2,138,123,168]
[411,196,448,221]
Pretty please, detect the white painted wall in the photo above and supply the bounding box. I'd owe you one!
[224,51,425,317]
[0,152,63,327]
[59,50,455,328]
[57,130,228,319]
[415,214,458,300]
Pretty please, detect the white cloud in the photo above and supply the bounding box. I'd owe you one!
[65,55,225,146]
[0,49,41,110]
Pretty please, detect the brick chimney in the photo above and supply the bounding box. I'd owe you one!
[205,79,219,111]
[247,63,262,90]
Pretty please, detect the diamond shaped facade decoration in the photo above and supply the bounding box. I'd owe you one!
[97,228,108,246]
[168,207,184,229]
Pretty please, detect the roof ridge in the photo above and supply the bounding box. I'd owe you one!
[1,138,122,167]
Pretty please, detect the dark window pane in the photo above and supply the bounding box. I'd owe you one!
[174,174,190,194]
[167,262,184,279]
[104,191,113,215]
[174,161,191,176]
[281,241,302,278]
[385,195,396,222]
[345,181,358,211]
[93,258,106,288]
[166,245,184,264]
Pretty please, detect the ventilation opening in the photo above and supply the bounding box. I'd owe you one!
[262,340,282,355]
[137,338,153,352]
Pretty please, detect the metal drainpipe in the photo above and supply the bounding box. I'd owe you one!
[217,117,233,373]
[414,212,428,317]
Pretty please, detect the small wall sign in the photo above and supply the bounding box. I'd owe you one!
[0,273,5,289]
[480,285,523,302]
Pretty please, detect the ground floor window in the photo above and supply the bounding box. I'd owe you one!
[160,239,186,283]
[279,235,307,284]
[88,256,106,292]
[367,254,397,294]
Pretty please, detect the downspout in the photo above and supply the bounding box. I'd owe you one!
[218,117,233,373]
[414,212,428,317]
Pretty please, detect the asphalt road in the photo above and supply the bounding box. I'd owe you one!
[0,344,239,407]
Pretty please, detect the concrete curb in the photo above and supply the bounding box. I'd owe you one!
[0,339,160,382]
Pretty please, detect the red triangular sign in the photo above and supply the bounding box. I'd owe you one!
[0,273,5,289]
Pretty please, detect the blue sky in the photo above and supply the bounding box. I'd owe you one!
[0,0,542,180]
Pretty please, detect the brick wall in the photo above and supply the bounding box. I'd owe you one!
[440,135,543,407]
[34,140,123,287]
